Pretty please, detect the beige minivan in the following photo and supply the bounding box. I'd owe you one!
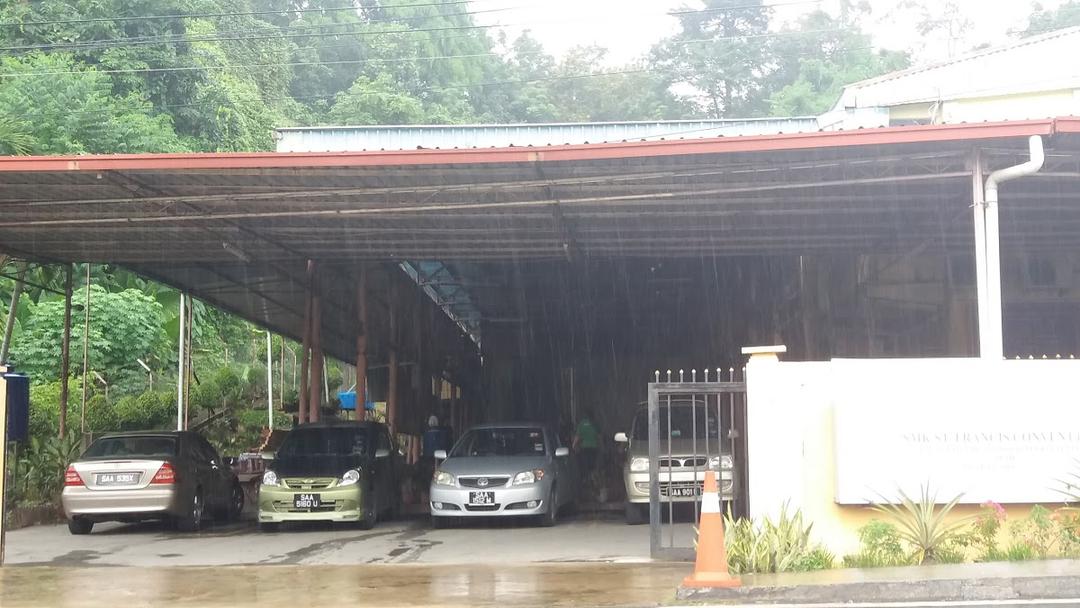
[614,399,735,524]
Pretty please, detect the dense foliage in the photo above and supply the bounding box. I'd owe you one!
[0,0,921,156]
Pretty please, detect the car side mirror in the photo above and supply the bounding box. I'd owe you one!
[554,447,570,458]
[223,456,237,467]
[375,448,390,459]
[614,432,628,443]
[261,451,275,462]
[434,450,447,461]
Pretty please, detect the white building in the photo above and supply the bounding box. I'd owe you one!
[822,26,1080,129]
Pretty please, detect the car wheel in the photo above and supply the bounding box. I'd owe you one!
[539,486,558,527]
[258,521,280,533]
[358,492,378,530]
[67,517,93,535]
[624,502,648,525]
[227,483,245,521]
[176,488,204,533]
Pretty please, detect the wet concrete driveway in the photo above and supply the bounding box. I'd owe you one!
[0,562,688,607]
[6,513,651,566]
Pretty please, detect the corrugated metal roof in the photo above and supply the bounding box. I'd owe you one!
[2,118,1077,363]
[274,118,820,152]
[834,26,1080,110]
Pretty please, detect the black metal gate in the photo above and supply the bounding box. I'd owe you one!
[648,369,747,560]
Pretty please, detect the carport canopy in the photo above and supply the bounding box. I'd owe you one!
[2,118,1080,366]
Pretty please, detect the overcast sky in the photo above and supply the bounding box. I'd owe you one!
[473,0,1067,66]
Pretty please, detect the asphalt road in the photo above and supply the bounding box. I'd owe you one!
[5,513,656,567]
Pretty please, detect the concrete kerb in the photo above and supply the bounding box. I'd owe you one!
[676,573,1080,604]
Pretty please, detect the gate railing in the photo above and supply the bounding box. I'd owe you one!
[648,368,747,560]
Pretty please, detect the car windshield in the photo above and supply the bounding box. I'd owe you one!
[450,427,546,458]
[632,404,720,441]
[83,435,177,460]
[277,427,368,458]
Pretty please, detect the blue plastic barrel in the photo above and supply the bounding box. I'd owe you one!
[338,390,357,411]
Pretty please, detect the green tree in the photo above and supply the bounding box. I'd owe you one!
[544,46,692,121]
[10,286,169,383]
[651,0,774,118]
[1024,1,1080,35]
[0,53,186,154]
[328,73,428,124]
[768,8,910,116]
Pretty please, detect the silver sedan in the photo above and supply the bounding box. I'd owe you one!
[430,424,576,527]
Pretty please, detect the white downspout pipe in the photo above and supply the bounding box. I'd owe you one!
[176,293,186,431]
[979,135,1045,360]
[266,331,274,429]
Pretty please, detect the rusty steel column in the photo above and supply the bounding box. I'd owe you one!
[298,261,314,424]
[386,281,399,436]
[309,263,323,423]
[59,264,73,438]
[355,266,368,422]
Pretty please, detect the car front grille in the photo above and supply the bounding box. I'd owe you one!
[658,457,708,468]
[464,504,500,512]
[458,476,510,489]
[272,500,342,513]
[282,478,336,490]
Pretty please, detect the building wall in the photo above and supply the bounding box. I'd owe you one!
[745,354,1080,556]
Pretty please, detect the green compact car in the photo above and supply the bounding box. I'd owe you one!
[258,420,401,531]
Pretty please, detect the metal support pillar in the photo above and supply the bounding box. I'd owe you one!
[299,261,313,424]
[176,293,185,431]
[971,150,989,355]
[266,331,274,429]
[355,267,368,422]
[81,264,91,438]
[59,264,72,438]
[387,281,399,435]
[309,263,323,423]
[0,366,9,565]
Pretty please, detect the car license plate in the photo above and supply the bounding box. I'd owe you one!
[664,486,701,498]
[96,472,140,486]
[293,493,321,509]
[468,491,495,505]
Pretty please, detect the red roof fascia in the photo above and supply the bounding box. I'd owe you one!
[0,119,1057,173]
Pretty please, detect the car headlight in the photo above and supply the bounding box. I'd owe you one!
[512,469,545,485]
[433,470,455,486]
[339,469,361,487]
[630,457,649,472]
[262,470,278,486]
[709,455,735,470]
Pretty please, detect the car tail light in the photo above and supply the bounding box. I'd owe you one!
[64,466,84,487]
[150,462,177,485]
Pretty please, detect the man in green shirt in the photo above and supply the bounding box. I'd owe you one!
[574,413,600,478]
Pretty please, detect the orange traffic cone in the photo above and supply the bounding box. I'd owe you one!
[682,469,740,588]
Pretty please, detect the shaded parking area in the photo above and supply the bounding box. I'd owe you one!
[5,513,660,567]
[7,118,1080,570]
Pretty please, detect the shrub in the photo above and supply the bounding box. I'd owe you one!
[113,390,174,431]
[872,485,970,564]
[722,505,833,574]
[1004,505,1057,560]
[1055,509,1080,557]
[843,520,910,568]
[970,501,1006,561]
[13,432,82,505]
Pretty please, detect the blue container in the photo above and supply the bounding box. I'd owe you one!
[338,391,357,411]
[4,372,29,443]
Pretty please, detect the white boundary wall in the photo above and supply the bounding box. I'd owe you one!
[745,355,1080,554]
